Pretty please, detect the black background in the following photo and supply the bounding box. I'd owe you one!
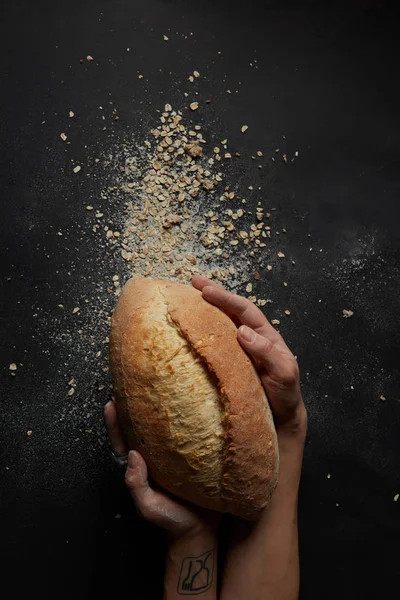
[1,1,399,599]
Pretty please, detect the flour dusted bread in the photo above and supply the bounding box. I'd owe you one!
[109,277,278,519]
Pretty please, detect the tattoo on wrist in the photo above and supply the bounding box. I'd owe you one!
[177,548,215,595]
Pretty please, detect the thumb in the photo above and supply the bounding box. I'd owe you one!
[125,451,156,515]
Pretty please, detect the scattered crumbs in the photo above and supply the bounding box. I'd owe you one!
[284,309,291,316]
[138,74,143,79]
[86,205,94,211]
[193,70,200,78]
[256,151,263,157]
[69,111,74,118]
[72,307,80,314]
[246,283,253,293]
[342,309,354,318]
[327,474,331,479]
[163,35,169,41]
[189,102,199,111]
[67,388,75,397]
[241,125,249,133]
[9,363,17,371]
[73,165,81,174]
[115,514,122,519]
[277,251,285,258]
[60,133,67,141]
[267,265,273,271]
[394,494,399,502]
[271,319,280,326]
[283,281,288,286]
[379,395,386,402]
[86,55,94,61]
[27,430,33,437]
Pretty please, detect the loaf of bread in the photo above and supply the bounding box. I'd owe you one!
[109,277,278,519]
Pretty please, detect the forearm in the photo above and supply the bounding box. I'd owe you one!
[164,527,218,600]
[221,432,305,600]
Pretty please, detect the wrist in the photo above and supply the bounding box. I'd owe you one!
[167,513,221,545]
[276,402,307,445]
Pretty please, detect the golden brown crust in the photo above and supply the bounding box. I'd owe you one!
[110,277,278,519]
[162,280,278,518]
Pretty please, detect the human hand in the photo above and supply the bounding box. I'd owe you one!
[104,400,220,540]
[191,276,307,442]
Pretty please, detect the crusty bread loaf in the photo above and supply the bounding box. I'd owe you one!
[109,277,278,519]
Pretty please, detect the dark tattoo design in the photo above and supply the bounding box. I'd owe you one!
[177,548,215,595]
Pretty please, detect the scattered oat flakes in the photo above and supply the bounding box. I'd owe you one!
[184,142,203,158]
[73,165,81,173]
[67,388,75,396]
[190,102,199,111]
[342,309,354,318]
[27,430,33,436]
[9,363,17,371]
[69,111,74,118]
[241,125,249,133]
[246,283,253,293]
[163,35,169,41]
[284,309,291,316]
[86,55,94,61]
[277,251,285,258]
[193,71,200,78]
[60,133,67,141]
[379,395,386,402]
[271,319,280,326]
[394,494,399,502]
[72,307,80,314]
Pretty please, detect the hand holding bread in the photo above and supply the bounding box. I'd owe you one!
[107,275,306,527]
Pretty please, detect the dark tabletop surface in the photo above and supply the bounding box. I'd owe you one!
[1,1,399,599]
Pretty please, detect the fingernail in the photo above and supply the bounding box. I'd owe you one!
[239,325,256,343]
[128,450,139,468]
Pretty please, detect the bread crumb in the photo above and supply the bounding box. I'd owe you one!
[72,307,80,314]
[9,363,17,371]
[342,309,354,318]
[190,102,199,111]
[27,430,33,436]
[86,55,94,61]
[193,71,200,78]
[60,133,67,141]
[277,251,285,258]
[163,35,169,41]
[271,319,280,326]
[379,395,386,402]
[69,111,74,118]
[241,125,248,133]
[394,494,399,502]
